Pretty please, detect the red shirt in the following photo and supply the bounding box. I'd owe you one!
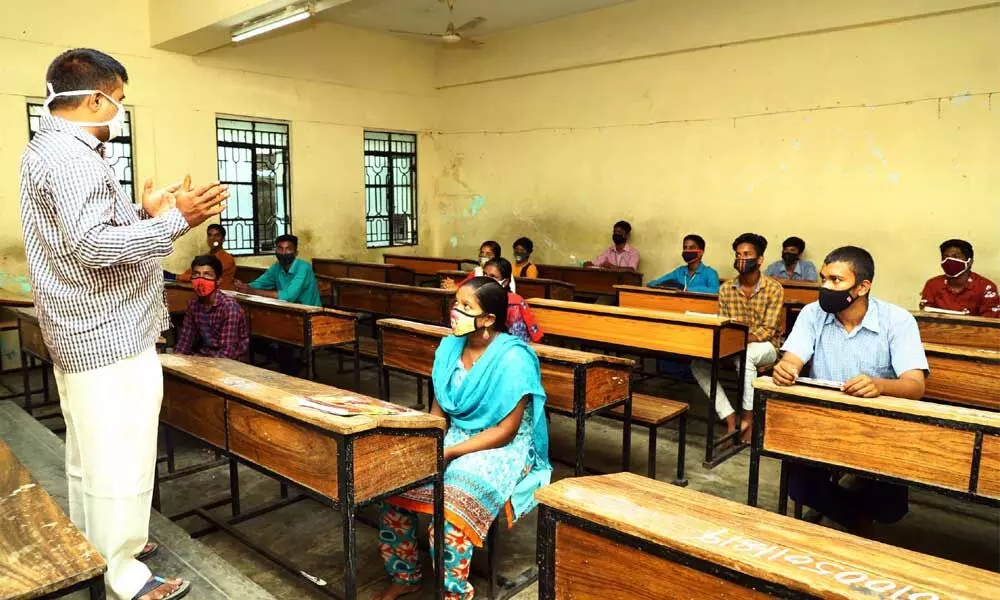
[920,272,1000,318]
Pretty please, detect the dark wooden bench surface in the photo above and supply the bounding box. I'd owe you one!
[0,437,106,600]
[912,310,1000,349]
[536,472,1000,599]
[923,342,1000,411]
[608,393,687,425]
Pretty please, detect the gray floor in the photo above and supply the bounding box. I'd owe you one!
[3,353,998,600]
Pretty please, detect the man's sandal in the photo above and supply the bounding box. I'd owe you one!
[136,543,158,561]
[132,576,190,600]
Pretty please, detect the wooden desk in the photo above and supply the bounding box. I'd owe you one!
[383,254,478,277]
[748,376,1000,513]
[0,290,33,308]
[11,308,54,419]
[536,264,642,298]
[313,258,417,286]
[331,278,453,326]
[233,265,266,283]
[536,472,1000,600]
[617,285,803,335]
[164,283,359,382]
[376,318,633,476]
[0,437,107,600]
[434,270,576,302]
[923,343,1000,411]
[779,279,820,304]
[616,285,718,314]
[528,298,747,467]
[913,311,1000,349]
[158,355,446,600]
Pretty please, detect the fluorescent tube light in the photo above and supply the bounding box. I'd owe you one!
[232,6,312,43]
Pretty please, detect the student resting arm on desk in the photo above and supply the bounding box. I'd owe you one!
[583,220,639,271]
[647,234,720,293]
[918,238,999,318]
[772,245,928,534]
[233,234,322,306]
[372,277,550,600]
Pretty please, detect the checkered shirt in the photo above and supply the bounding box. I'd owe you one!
[19,115,189,373]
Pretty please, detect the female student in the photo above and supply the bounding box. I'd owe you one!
[441,240,516,293]
[484,258,544,343]
[373,278,550,600]
[512,237,539,279]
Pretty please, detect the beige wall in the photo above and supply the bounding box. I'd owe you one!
[431,0,1000,307]
[0,0,438,281]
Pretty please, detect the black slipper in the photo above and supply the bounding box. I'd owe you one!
[137,542,158,562]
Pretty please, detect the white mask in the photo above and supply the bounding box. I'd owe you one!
[42,82,126,142]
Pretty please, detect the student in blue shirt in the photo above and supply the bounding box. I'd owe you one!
[772,246,928,534]
[764,236,819,281]
[647,234,720,293]
[235,234,322,307]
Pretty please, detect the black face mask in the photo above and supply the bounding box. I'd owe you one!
[276,253,295,268]
[782,252,798,267]
[819,287,857,314]
[612,233,626,245]
[734,258,759,274]
[682,251,700,263]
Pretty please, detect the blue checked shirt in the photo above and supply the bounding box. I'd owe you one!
[765,258,819,281]
[19,115,189,373]
[781,297,928,383]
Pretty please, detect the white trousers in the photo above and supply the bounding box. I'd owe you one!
[692,341,777,420]
[55,347,162,600]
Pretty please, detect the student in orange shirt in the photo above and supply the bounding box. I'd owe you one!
[175,224,236,290]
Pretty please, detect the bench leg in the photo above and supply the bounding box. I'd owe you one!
[41,362,50,405]
[165,428,176,474]
[674,414,688,487]
[487,521,499,600]
[794,501,803,520]
[647,425,657,480]
[89,576,107,600]
[229,458,241,517]
[778,460,789,516]
[416,376,424,410]
[574,408,587,477]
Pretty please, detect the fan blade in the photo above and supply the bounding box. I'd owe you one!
[454,16,485,33]
[442,37,483,50]
[388,29,443,39]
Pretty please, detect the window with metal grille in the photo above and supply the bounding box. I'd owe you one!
[216,117,291,255]
[27,102,136,202]
[365,131,417,248]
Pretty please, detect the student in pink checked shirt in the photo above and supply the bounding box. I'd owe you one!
[175,254,249,361]
[584,220,639,271]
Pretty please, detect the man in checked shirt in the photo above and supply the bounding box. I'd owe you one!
[19,49,228,600]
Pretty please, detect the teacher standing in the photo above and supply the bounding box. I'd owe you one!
[19,48,228,600]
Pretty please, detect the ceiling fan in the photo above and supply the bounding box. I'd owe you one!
[390,0,486,49]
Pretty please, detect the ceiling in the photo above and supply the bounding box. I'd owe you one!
[317,0,633,40]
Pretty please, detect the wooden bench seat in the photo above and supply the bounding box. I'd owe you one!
[605,393,688,485]
[0,437,106,599]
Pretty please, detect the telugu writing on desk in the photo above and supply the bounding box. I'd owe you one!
[689,528,942,600]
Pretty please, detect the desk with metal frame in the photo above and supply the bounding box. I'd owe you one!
[923,342,1000,411]
[156,355,446,600]
[383,254,478,285]
[536,472,1000,600]
[536,264,642,299]
[375,318,635,477]
[912,310,1000,349]
[313,258,417,286]
[164,283,360,384]
[10,307,56,425]
[527,298,747,468]
[435,270,576,301]
[748,376,1000,514]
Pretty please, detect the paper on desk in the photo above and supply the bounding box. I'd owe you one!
[923,306,969,315]
[299,395,421,417]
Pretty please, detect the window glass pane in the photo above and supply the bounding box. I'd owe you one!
[365,130,417,248]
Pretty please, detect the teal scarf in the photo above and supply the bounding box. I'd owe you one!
[432,332,551,520]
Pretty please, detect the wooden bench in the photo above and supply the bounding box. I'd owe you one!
[748,376,1000,513]
[536,472,1000,600]
[435,270,576,301]
[313,258,417,286]
[376,318,639,477]
[912,310,1000,349]
[9,308,55,424]
[157,354,447,599]
[329,278,453,326]
[527,298,748,468]
[607,393,688,484]
[536,264,642,299]
[0,437,107,600]
[383,253,478,285]
[923,342,1000,411]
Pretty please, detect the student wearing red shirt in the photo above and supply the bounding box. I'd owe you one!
[483,258,543,343]
[919,239,999,318]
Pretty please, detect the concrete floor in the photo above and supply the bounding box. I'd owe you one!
[4,351,999,599]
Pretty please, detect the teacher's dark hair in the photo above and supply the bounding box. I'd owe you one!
[46,48,129,111]
[461,277,509,333]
